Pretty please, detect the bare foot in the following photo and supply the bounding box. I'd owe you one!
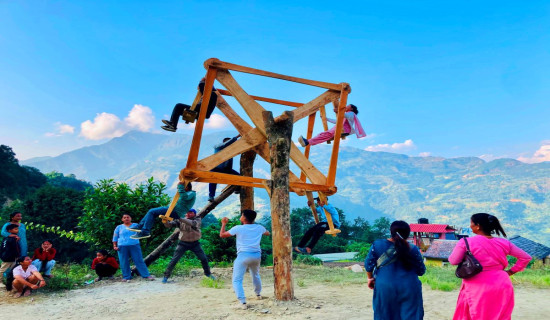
[23,289,32,297]
[13,291,23,298]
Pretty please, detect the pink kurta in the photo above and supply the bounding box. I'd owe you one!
[448,236,531,320]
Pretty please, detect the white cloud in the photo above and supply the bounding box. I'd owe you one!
[125,104,154,131]
[44,122,75,137]
[179,113,231,131]
[365,139,416,152]
[80,105,155,140]
[518,143,550,163]
[419,152,431,157]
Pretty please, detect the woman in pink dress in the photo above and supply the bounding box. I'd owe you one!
[449,213,531,320]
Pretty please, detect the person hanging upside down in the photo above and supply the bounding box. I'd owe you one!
[161,77,219,132]
[294,197,341,254]
[298,104,366,147]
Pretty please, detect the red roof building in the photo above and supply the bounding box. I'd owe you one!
[409,223,457,249]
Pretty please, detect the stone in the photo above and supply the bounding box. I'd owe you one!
[350,264,364,273]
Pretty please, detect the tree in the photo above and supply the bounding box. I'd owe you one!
[78,178,170,253]
[0,145,47,204]
[46,171,93,191]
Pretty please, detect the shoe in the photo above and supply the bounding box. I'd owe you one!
[236,302,247,310]
[206,275,217,281]
[162,119,174,126]
[130,231,151,240]
[95,277,103,282]
[144,275,155,281]
[127,226,142,232]
[208,196,215,202]
[294,246,308,254]
[256,295,263,300]
[161,125,176,132]
[23,289,31,297]
[298,136,309,147]
[162,277,168,284]
[13,291,22,298]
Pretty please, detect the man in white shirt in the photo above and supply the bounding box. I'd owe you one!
[220,210,270,309]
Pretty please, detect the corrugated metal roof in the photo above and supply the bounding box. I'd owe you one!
[423,240,459,259]
[410,224,456,233]
[509,236,550,260]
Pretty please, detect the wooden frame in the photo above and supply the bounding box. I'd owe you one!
[166,58,351,235]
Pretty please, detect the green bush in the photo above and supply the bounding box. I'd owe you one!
[294,254,322,266]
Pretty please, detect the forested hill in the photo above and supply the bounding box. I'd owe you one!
[22,131,550,244]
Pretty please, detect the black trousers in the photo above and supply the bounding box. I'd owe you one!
[208,167,240,197]
[297,222,330,249]
[169,101,215,126]
[95,264,117,277]
[164,241,211,278]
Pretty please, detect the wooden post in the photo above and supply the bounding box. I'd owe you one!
[263,110,294,301]
[240,150,256,211]
[326,88,349,185]
[300,113,316,182]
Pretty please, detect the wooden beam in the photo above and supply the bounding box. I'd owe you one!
[305,191,319,224]
[205,58,342,91]
[300,113,316,182]
[318,192,341,237]
[217,89,303,108]
[290,90,340,123]
[186,68,217,169]
[326,90,349,185]
[319,106,329,131]
[216,69,268,134]
[289,143,327,185]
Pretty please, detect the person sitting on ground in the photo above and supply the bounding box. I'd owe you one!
[113,214,154,282]
[298,104,366,147]
[0,224,20,289]
[12,256,46,298]
[31,240,56,278]
[161,209,215,283]
[1,212,27,258]
[161,77,219,132]
[220,210,270,310]
[208,135,241,202]
[91,249,119,281]
[294,197,341,254]
[130,182,196,239]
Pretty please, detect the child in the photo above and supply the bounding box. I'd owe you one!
[161,77,219,132]
[12,256,46,297]
[31,240,56,278]
[220,210,270,309]
[298,104,366,147]
[0,224,20,288]
[91,249,119,281]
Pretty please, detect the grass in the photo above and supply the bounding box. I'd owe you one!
[294,265,366,286]
[200,277,225,289]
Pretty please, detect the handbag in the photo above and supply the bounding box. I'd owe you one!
[455,237,483,279]
[373,246,397,279]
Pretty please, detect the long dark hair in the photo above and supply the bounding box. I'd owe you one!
[471,213,507,237]
[390,220,414,269]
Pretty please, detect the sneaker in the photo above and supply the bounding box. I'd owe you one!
[256,295,263,300]
[130,231,151,240]
[162,119,174,126]
[235,302,247,310]
[294,246,308,254]
[208,196,215,202]
[162,277,168,284]
[126,226,142,232]
[298,136,309,147]
[161,125,176,132]
[144,275,155,281]
[206,275,217,281]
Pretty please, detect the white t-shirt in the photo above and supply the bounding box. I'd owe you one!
[228,224,267,254]
[13,264,38,279]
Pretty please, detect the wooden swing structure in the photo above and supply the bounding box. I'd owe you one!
[160,58,351,237]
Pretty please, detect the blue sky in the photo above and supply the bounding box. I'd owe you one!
[1,1,549,163]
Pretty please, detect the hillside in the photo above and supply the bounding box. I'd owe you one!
[23,131,550,244]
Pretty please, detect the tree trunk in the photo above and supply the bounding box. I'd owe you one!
[240,150,257,211]
[263,110,294,301]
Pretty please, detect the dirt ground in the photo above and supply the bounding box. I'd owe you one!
[0,267,548,320]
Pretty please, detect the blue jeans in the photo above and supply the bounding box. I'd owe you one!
[137,206,180,233]
[117,244,150,279]
[31,259,56,276]
[232,251,262,303]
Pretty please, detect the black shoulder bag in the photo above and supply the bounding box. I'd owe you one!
[373,246,397,279]
[455,237,483,279]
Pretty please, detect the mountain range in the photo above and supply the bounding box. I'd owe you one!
[23,131,550,245]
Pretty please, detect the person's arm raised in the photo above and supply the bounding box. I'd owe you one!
[219,217,233,238]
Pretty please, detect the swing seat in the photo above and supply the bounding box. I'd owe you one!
[182,109,198,123]
[325,228,341,236]
[326,132,350,144]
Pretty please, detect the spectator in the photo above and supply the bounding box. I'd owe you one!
[91,249,119,281]
[12,256,46,298]
[1,212,27,258]
[0,224,20,288]
[31,240,56,278]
